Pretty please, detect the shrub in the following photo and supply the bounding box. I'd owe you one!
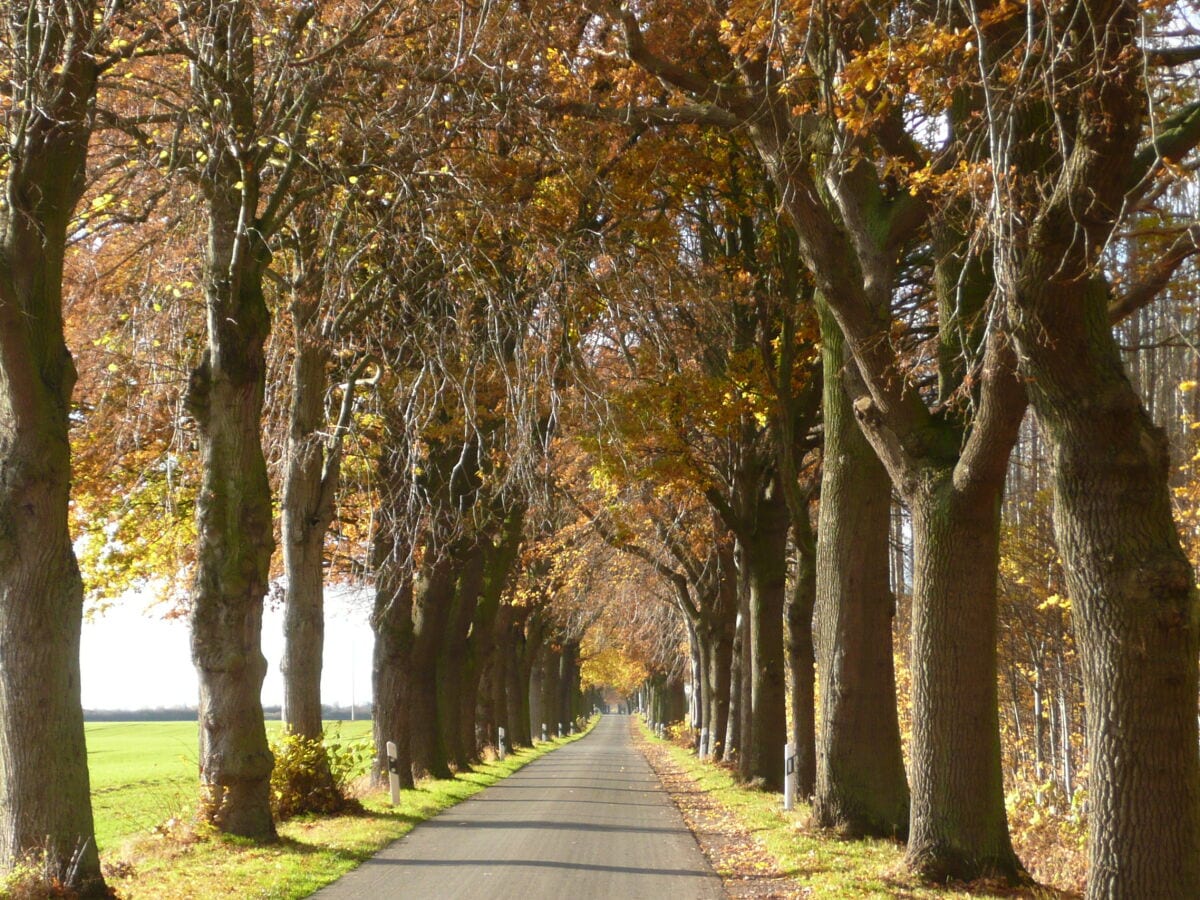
[0,848,114,900]
[269,730,366,821]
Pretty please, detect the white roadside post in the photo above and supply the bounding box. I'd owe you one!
[784,742,797,812]
[559,722,564,738]
[498,727,506,761]
[541,722,548,742]
[386,741,401,806]
[699,728,709,760]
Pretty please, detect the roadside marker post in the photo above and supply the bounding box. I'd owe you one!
[541,722,548,742]
[498,727,506,761]
[784,742,797,812]
[386,741,401,806]
[559,722,564,738]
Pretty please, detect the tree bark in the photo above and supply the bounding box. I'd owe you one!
[370,535,414,790]
[439,542,485,769]
[461,508,525,757]
[1014,277,1200,898]
[787,519,817,800]
[813,308,908,836]
[725,603,745,762]
[744,485,789,791]
[281,320,370,743]
[0,6,105,890]
[408,548,458,779]
[903,474,1018,879]
[558,642,578,730]
[0,5,108,897]
[506,615,533,746]
[280,339,331,741]
[188,191,276,839]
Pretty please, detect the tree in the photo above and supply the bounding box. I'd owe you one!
[967,0,1200,892]
[278,203,377,780]
[0,1,115,891]
[812,300,908,836]
[133,0,394,836]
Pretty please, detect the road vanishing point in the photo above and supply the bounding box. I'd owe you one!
[315,714,725,899]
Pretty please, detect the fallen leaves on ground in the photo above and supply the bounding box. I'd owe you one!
[633,723,810,899]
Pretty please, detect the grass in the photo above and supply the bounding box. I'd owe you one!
[95,719,596,899]
[638,722,1072,900]
[86,721,373,853]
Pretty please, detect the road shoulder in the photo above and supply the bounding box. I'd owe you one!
[632,722,809,899]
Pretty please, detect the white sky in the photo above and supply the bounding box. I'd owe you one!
[79,585,376,713]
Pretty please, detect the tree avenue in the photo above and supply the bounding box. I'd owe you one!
[0,0,1197,898]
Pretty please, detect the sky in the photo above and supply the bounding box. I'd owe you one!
[79,585,376,712]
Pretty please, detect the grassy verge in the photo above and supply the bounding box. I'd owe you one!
[637,721,1071,900]
[87,721,374,853]
[103,719,597,899]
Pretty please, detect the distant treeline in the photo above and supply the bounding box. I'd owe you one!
[84,705,373,723]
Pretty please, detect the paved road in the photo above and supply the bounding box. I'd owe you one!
[314,714,724,899]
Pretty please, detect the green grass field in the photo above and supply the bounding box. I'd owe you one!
[86,720,373,853]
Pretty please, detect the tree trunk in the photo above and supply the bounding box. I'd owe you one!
[558,642,578,730]
[408,549,457,779]
[528,647,544,740]
[903,474,1019,880]
[188,195,275,839]
[370,526,414,790]
[439,543,485,769]
[725,605,745,762]
[813,309,908,836]
[461,508,525,757]
[281,319,369,745]
[705,625,734,761]
[786,522,817,800]
[1013,278,1200,898]
[280,340,332,741]
[745,486,789,791]
[688,620,705,735]
[506,617,532,746]
[0,10,105,889]
[692,627,711,753]
[491,605,512,745]
[544,642,562,735]
[701,548,738,761]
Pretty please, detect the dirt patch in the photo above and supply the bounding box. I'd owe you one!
[633,724,810,899]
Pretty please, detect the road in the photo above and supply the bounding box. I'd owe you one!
[314,714,725,899]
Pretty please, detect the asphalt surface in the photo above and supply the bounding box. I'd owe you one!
[313,714,725,899]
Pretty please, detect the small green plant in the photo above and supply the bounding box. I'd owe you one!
[322,725,374,788]
[269,730,365,821]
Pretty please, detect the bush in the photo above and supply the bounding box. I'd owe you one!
[0,848,114,899]
[269,730,367,821]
